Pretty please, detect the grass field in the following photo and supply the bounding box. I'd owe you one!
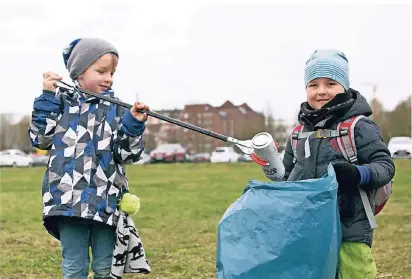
[0,160,410,279]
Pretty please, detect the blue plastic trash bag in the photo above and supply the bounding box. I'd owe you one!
[216,163,341,279]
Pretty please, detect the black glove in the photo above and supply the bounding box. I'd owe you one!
[332,162,360,193]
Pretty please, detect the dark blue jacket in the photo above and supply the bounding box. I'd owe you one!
[283,90,395,246]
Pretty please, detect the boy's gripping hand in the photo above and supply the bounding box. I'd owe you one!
[42,72,62,93]
[333,162,372,193]
[130,101,150,122]
[333,162,360,194]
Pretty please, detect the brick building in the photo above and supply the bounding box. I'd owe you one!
[145,109,183,150]
[179,101,265,153]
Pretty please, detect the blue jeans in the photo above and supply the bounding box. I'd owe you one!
[58,217,116,279]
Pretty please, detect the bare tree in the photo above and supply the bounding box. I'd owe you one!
[0,114,11,150]
[142,133,157,153]
[264,103,275,136]
[386,96,411,142]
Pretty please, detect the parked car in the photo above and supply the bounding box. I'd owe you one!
[185,153,195,162]
[210,146,240,163]
[29,154,50,166]
[150,144,186,163]
[0,149,34,167]
[238,154,253,162]
[190,153,211,163]
[387,136,412,158]
[134,152,151,165]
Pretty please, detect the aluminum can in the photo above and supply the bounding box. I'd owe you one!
[251,132,285,181]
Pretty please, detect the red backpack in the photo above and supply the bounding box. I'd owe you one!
[290,115,392,229]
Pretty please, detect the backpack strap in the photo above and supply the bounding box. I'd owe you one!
[291,124,304,163]
[337,115,377,229]
[291,125,346,162]
[336,115,366,163]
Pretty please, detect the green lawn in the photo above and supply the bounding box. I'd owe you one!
[0,160,410,279]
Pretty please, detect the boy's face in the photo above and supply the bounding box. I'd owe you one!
[306,77,345,109]
[77,53,118,94]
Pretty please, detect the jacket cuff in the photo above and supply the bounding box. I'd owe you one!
[121,110,145,137]
[33,90,62,113]
[355,165,371,185]
[41,90,62,105]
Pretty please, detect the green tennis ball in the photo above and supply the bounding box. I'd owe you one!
[120,193,140,215]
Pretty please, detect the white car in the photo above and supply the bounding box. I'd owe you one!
[0,149,34,167]
[387,137,412,158]
[210,146,240,163]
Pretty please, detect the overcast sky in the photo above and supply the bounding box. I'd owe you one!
[1,1,410,124]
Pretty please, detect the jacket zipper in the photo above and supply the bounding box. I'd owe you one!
[314,136,322,178]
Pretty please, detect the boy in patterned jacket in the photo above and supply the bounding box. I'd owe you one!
[29,37,148,279]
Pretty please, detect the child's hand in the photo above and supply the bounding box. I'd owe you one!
[42,71,63,92]
[333,162,361,193]
[130,101,149,122]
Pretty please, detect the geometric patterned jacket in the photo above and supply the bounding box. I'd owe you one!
[29,87,145,239]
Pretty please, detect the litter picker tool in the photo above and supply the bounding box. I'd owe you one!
[55,80,254,155]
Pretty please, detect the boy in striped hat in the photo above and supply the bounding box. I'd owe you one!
[281,49,395,278]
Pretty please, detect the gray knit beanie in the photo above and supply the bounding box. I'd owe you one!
[62,38,118,80]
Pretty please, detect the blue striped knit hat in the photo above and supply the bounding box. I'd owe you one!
[304,49,349,90]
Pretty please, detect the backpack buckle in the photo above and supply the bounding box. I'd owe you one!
[339,128,349,136]
[316,129,328,139]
